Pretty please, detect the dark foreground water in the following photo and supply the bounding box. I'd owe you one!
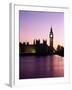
[19,55,64,79]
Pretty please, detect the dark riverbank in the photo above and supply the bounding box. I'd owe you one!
[20,53,64,57]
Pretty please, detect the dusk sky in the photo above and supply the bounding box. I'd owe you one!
[19,10,64,49]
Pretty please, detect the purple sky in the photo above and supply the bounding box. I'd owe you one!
[19,10,64,49]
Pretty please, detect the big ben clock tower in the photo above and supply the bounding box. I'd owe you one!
[49,27,53,48]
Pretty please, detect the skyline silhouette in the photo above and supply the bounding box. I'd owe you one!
[19,10,64,49]
[19,27,64,57]
[19,11,64,79]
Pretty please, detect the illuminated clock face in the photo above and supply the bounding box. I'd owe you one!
[50,34,53,38]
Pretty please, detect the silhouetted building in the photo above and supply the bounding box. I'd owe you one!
[19,27,64,57]
[43,39,47,45]
[33,39,35,45]
[49,27,53,48]
[23,42,26,46]
[36,39,40,45]
[56,45,64,56]
[27,42,29,45]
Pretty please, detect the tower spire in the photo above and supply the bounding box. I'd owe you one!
[49,27,53,48]
[50,27,53,33]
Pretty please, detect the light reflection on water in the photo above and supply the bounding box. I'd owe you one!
[19,55,64,79]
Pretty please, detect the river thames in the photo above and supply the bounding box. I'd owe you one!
[19,55,64,79]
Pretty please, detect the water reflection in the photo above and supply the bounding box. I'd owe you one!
[19,55,64,79]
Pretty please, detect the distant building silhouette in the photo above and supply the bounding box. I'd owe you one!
[43,39,47,45]
[49,27,53,48]
[36,39,40,45]
[33,39,35,45]
[19,27,64,57]
[56,45,64,56]
[27,42,29,45]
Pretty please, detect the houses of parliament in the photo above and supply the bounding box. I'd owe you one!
[19,27,64,56]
